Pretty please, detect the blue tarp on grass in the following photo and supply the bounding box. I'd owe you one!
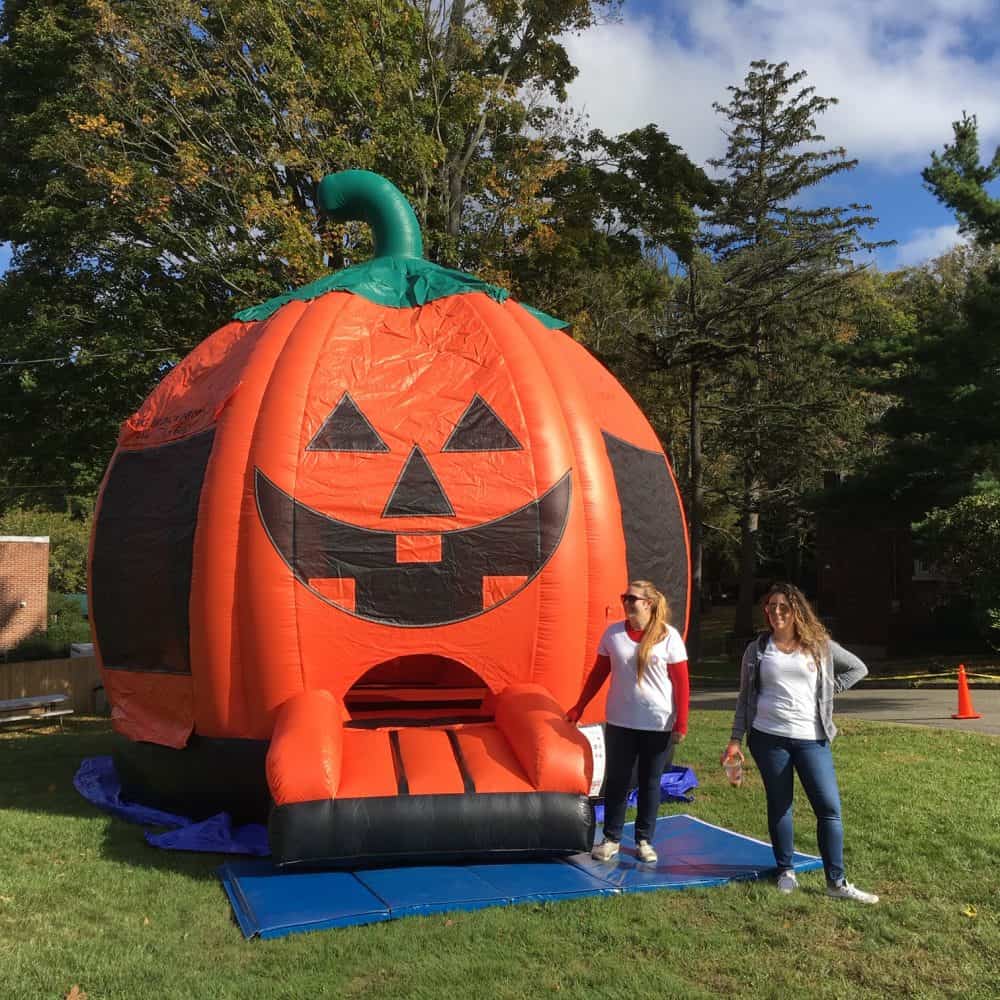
[73,756,270,856]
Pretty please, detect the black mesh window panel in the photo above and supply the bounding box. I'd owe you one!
[602,431,689,621]
[92,430,215,673]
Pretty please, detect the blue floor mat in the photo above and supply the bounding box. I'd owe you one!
[220,863,392,937]
[219,814,822,938]
[567,815,822,892]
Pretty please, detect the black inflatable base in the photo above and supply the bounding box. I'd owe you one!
[113,733,271,824]
[270,792,596,870]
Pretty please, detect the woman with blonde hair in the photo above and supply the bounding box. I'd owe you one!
[722,582,878,904]
[566,580,689,864]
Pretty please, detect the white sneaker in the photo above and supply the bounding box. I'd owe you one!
[776,870,798,894]
[591,838,620,862]
[827,880,879,905]
[636,840,658,864]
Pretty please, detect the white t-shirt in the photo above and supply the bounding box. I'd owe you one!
[752,639,823,740]
[599,621,687,731]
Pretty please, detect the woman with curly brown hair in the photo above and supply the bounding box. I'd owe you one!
[722,582,878,904]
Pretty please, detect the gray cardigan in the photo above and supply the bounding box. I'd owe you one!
[730,633,868,743]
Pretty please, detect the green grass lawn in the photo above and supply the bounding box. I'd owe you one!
[2,714,998,1000]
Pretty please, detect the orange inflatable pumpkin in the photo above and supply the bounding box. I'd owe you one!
[89,172,690,867]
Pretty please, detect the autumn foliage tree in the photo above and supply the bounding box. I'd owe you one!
[0,0,628,503]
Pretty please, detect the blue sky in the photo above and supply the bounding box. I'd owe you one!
[562,0,1000,269]
[3,1,998,275]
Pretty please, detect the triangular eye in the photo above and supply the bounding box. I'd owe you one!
[442,394,521,452]
[307,393,389,452]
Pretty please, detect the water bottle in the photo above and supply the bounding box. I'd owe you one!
[723,756,743,787]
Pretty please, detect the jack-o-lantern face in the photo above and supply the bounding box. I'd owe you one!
[255,331,573,626]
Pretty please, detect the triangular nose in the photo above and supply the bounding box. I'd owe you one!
[382,446,455,517]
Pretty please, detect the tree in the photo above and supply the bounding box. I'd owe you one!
[839,115,1000,639]
[661,61,884,644]
[917,478,1000,647]
[0,0,438,504]
[842,243,1000,514]
[829,114,1000,644]
[408,0,621,269]
[845,113,1000,518]
[0,0,624,507]
[924,112,1000,245]
[502,122,715,402]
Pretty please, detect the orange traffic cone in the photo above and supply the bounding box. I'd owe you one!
[952,664,982,720]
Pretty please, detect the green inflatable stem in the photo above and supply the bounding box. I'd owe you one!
[233,169,568,327]
[317,170,423,259]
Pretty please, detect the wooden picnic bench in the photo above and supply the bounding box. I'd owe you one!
[0,693,73,727]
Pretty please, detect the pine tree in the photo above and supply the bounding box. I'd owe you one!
[851,116,1000,517]
[662,61,884,643]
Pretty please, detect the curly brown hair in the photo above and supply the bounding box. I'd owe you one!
[763,582,830,666]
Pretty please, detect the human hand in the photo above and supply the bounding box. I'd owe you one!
[670,731,686,745]
[564,705,582,724]
[720,741,744,766]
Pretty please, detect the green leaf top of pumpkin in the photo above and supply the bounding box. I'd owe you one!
[233,170,567,328]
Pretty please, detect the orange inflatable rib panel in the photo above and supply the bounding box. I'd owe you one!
[190,301,309,738]
[241,294,356,727]
[455,725,535,794]
[464,295,588,704]
[118,319,258,450]
[337,729,402,799]
[266,689,343,806]
[505,302,629,710]
[546,329,693,641]
[396,729,466,795]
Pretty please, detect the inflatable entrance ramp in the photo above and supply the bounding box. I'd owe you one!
[268,685,592,867]
[88,171,691,868]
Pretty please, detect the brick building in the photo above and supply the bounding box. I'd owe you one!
[815,508,951,658]
[0,536,50,652]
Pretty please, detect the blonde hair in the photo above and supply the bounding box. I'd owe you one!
[763,582,830,666]
[629,580,671,684]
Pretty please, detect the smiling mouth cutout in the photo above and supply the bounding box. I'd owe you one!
[254,469,571,627]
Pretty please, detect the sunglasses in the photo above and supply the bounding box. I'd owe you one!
[766,602,792,614]
[620,593,647,605]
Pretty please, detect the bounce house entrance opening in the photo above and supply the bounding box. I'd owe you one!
[344,655,491,726]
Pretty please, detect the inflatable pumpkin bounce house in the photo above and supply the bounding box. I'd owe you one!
[89,171,690,869]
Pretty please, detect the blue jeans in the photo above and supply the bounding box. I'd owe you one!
[602,724,673,843]
[748,728,845,885]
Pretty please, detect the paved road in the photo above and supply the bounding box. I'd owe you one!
[690,686,1000,736]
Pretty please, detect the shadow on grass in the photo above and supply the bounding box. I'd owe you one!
[0,717,245,881]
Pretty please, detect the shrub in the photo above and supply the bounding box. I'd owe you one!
[3,592,92,662]
[917,480,1000,647]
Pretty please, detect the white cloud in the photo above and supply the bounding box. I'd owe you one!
[891,223,967,266]
[562,0,1000,172]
